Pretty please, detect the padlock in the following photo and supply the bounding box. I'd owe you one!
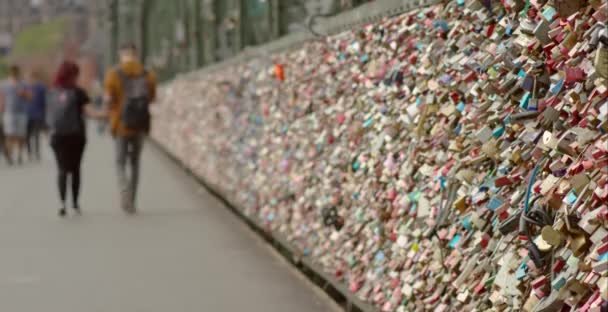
[150,1,608,310]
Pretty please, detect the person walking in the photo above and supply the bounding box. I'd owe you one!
[26,69,47,162]
[91,79,107,135]
[0,116,12,165]
[47,61,106,217]
[104,43,156,214]
[0,81,13,166]
[1,65,30,165]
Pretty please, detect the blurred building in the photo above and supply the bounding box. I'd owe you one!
[0,0,80,34]
[0,0,36,35]
[0,0,102,86]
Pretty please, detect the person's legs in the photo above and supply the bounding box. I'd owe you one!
[58,171,68,205]
[51,137,68,216]
[0,132,13,165]
[14,116,27,164]
[5,137,17,163]
[115,136,130,211]
[26,120,32,158]
[2,116,11,162]
[71,169,80,207]
[30,121,42,161]
[70,138,86,211]
[26,120,35,160]
[16,138,26,164]
[128,135,144,208]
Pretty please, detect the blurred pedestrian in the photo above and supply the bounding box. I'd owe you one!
[26,69,47,162]
[0,115,12,165]
[0,80,12,165]
[47,61,106,217]
[91,79,106,136]
[104,43,156,214]
[1,65,30,165]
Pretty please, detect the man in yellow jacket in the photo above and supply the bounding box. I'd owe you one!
[104,43,157,213]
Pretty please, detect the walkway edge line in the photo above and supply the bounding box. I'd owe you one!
[149,138,379,312]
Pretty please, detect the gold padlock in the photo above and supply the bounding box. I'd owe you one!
[452,196,467,213]
[541,226,563,247]
[511,150,522,164]
[569,234,590,257]
[596,45,608,79]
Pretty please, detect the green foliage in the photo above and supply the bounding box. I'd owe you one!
[10,17,68,59]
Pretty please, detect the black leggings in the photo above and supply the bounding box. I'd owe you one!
[51,135,86,207]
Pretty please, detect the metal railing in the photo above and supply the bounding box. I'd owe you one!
[106,0,441,81]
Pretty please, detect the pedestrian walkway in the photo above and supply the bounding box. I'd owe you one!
[0,132,340,312]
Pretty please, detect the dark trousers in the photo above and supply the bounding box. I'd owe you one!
[51,135,86,207]
[27,120,45,161]
[115,135,144,207]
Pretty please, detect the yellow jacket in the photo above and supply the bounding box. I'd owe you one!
[104,61,157,137]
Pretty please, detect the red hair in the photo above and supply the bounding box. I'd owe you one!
[53,61,80,88]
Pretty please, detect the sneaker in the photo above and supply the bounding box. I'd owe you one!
[58,208,67,217]
[73,205,81,215]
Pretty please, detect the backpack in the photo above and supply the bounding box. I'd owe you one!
[47,88,83,136]
[117,69,151,131]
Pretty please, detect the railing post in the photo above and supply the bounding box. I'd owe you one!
[109,0,119,65]
[191,0,204,69]
[269,0,280,39]
[139,0,151,65]
[234,0,242,54]
[202,0,216,64]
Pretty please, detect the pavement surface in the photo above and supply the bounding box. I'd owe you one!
[0,130,340,312]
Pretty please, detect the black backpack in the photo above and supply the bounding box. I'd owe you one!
[47,88,83,136]
[117,69,151,131]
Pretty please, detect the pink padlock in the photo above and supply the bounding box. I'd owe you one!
[336,113,346,124]
[349,280,362,292]
[279,159,290,172]
[386,188,397,201]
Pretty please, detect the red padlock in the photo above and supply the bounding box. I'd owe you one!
[274,64,285,82]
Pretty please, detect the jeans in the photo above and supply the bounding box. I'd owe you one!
[115,135,144,206]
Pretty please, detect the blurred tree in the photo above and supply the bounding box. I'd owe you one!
[107,0,373,81]
[242,0,272,47]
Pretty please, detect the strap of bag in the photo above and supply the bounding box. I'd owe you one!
[116,67,148,88]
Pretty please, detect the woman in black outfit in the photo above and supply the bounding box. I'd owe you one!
[49,61,106,217]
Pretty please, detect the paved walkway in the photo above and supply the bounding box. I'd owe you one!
[0,131,339,312]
